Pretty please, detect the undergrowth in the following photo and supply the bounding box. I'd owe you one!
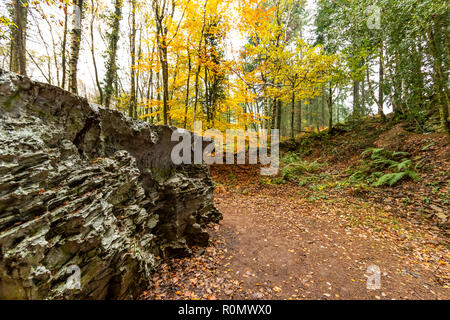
[346,147,421,187]
[278,152,327,183]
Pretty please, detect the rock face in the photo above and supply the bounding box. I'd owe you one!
[0,70,221,299]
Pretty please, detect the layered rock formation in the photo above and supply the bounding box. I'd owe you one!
[0,70,221,299]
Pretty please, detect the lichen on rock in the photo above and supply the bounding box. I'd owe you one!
[0,70,222,299]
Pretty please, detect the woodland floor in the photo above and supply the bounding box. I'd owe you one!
[141,121,449,300]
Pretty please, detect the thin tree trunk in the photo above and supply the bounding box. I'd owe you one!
[298,100,302,133]
[193,0,208,124]
[321,94,325,127]
[129,0,137,118]
[160,46,169,124]
[61,2,69,89]
[184,51,192,129]
[277,99,282,130]
[10,0,28,75]
[378,45,386,120]
[328,85,333,129]
[271,97,277,130]
[429,17,450,134]
[204,66,209,124]
[103,0,122,109]
[290,90,295,138]
[156,71,161,123]
[90,0,103,104]
[136,25,142,118]
[367,62,385,120]
[69,0,84,94]
[353,81,360,117]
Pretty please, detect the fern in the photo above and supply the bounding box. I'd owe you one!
[390,159,413,171]
[350,147,421,188]
[392,151,410,158]
[362,147,384,158]
[373,172,408,187]
[280,154,326,182]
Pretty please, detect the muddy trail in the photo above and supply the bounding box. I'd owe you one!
[141,178,449,300]
[141,121,450,301]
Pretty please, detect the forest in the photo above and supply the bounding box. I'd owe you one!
[0,0,449,303]
[2,0,449,136]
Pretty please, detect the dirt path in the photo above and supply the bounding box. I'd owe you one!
[142,184,449,300]
[213,186,449,300]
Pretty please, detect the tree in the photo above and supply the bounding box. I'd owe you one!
[68,0,84,94]
[89,0,103,103]
[9,0,28,75]
[61,1,69,89]
[129,0,136,118]
[151,0,187,125]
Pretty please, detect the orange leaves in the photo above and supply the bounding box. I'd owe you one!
[273,286,282,293]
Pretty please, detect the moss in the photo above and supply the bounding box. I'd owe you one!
[151,166,176,180]
[2,90,21,111]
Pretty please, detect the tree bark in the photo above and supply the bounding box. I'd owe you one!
[129,0,137,118]
[277,99,282,131]
[184,52,192,129]
[104,0,122,109]
[352,81,360,117]
[192,0,208,125]
[378,45,386,120]
[69,0,84,94]
[90,0,103,104]
[298,100,302,133]
[429,17,450,134]
[61,2,69,89]
[10,0,28,75]
[271,97,277,131]
[328,85,333,129]
[290,90,295,138]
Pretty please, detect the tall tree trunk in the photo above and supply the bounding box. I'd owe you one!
[308,100,313,125]
[136,26,142,118]
[160,46,169,124]
[184,51,191,129]
[90,0,103,104]
[149,70,153,123]
[367,60,386,121]
[321,94,325,127]
[271,97,277,131]
[156,71,161,123]
[361,78,365,115]
[204,66,210,124]
[353,81,360,117]
[277,99,282,130]
[328,85,333,129]
[69,0,84,94]
[61,2,69,89]
[129,0,137,118]
[104,0,122,109]
[290,90,295,138]
[429,16,450,134]
[10,0,28,75]
[298,100,302,133]
[378,45,386,121]
[263,91,269,130]
[193,0,208,125]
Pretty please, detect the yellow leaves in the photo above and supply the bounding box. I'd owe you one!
[132,0,339,132]
[273,286,282,293]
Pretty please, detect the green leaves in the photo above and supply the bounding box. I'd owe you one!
[280,153,325,182]
[348,147,421,187]
[373,170,419,187]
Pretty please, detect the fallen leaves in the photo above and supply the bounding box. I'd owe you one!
[141,160,449,301]
[273,286,282,293]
